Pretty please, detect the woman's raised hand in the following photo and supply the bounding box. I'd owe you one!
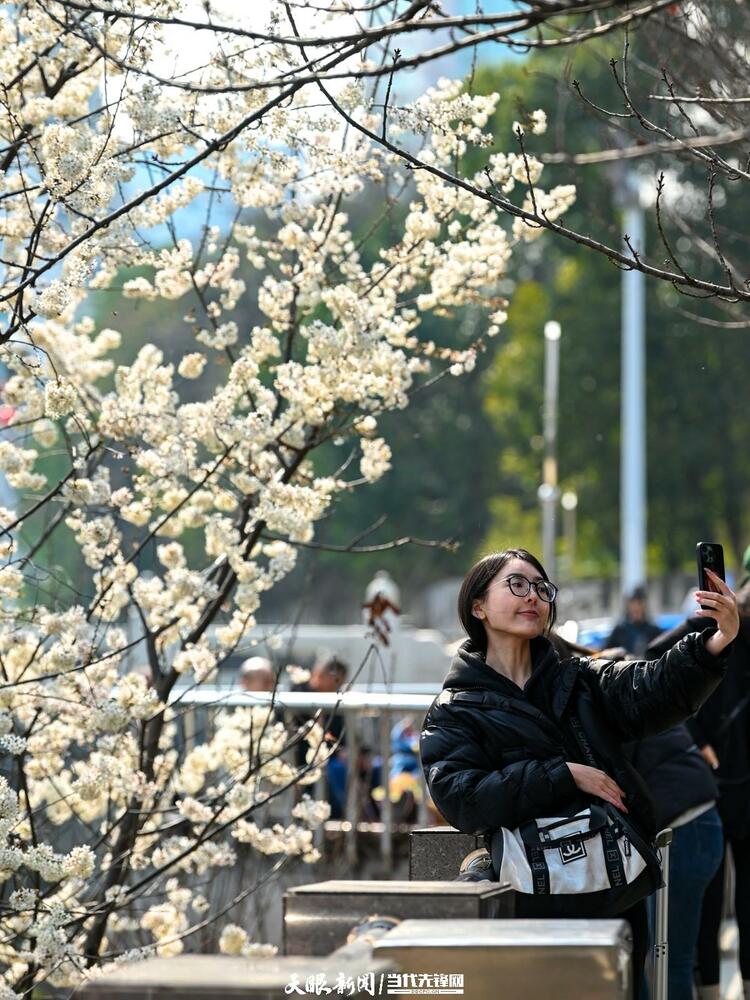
[696,569,740,656]
[566,762,628,813]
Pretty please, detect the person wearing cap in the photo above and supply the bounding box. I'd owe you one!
[237,656,275,692]
[604,586,662,658]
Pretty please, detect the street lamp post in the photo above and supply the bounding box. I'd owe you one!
[540,320,561,579]
[618,170,647,594]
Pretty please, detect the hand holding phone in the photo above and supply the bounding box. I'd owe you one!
[695,542,739,655]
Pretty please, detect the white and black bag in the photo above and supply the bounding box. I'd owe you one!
[490,801,662,917]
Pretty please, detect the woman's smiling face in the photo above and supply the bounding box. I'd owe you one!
[472,557,550,639]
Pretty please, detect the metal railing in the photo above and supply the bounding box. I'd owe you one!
[168,687,437,864]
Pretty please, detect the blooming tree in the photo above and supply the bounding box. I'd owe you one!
[0,0,597,993]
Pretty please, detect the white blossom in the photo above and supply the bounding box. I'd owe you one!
[178,353,207,379]
[292,796,331,829]
[9,888,38,911]
[218,924,248,956]
[63,845,96,878]
[530,109,548,134]
[0,735,26,756]
[44,378,78,418]
[285,664,310,685]
[360,437,392,483]
[177,797,213,825]
[33,282,73,318]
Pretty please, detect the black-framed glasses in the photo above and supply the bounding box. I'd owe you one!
[502,574,558,604]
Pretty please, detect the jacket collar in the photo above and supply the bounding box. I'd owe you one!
[443,636,579,721]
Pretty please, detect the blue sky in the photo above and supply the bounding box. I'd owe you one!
[398,0,522,99]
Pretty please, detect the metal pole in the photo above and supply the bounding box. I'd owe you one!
[344,717,360,867]
[378,711,393,867]
[540,321,561,578]
[313,769,327,852]
[620,177,647,594]
[653,828,672,1000]
[281,709,297,822]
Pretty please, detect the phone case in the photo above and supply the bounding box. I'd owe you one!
[696,542,726,608]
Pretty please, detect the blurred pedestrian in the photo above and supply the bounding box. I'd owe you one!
[308,656,348,695]
[604,586,662,657]
[371,716,421,824]
[293,656,349,817]
[237,655,275,692]
[626,726,723,1000]
[553,633,723,999]
[647,580,750,1000]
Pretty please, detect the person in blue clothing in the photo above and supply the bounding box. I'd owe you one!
[372,717,421,823]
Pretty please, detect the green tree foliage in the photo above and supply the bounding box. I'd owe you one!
[472,31,750,578]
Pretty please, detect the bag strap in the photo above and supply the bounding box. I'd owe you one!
[600,822,628,889]
[525,844,551,895]
[519,805,608,849]
[439,688,565,743]
[715,691,750,739]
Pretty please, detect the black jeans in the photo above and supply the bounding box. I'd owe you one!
[623,898,650,997]
[697,833,750,984]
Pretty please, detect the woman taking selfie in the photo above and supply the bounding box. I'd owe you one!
[421,548,738,990]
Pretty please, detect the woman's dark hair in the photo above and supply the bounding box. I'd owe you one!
[457,548,557,652]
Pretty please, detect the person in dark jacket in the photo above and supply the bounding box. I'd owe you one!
[604,586,662,658]
[646,581,750,1000]
[626,726,723,1000]
[293,657,349,816]
[553,632,724,999]
[421,549,737,990]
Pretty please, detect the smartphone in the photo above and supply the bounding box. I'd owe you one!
[696,542,726,609]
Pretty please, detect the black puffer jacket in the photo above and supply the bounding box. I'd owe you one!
[647,616,750,836]
[624,725,719,831]
[421,631,727,840]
